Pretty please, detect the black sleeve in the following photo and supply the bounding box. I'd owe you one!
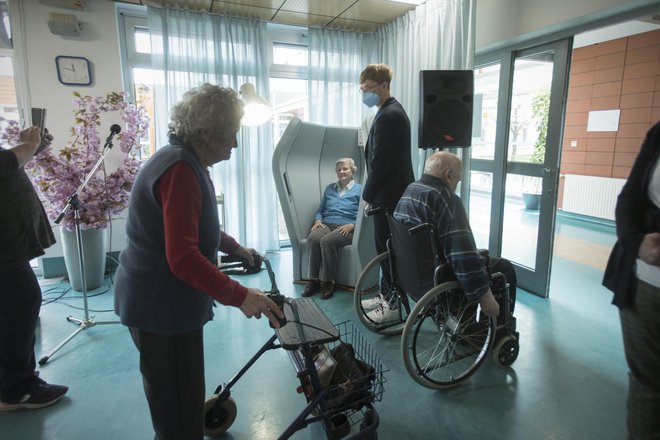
[0,148,19,177]
[615,121,660,255]
[362,109,403,203]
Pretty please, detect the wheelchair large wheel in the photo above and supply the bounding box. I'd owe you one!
[354,251,407,335]
[204,395,237,437]
[401,281,496,389]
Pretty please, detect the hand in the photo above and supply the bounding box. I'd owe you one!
[19,126,41,151]
[35,128,53,155]
[234,245,257,266]
[364,203,371,217]
[336,224,354,236]
[479,290,500,318]
[12,126,42,167]
[311,220,324,232]
[239,288,285,328]
[639,232,660,267]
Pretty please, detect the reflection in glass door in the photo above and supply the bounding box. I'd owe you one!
[470,40,570,297]
[502,52,555,271]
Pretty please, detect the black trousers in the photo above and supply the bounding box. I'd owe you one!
[373,206,395,301]
[491,257,517,314]
[129,327,206,440]
[0,261,41,402]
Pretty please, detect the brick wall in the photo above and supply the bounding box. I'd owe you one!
[561,28,660,180]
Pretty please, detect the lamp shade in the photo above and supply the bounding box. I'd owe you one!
[239,83,272,126]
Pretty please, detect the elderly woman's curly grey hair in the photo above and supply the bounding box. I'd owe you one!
[169,83,244,148]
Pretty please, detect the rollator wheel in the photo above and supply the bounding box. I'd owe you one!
[204,395,237,437]
[493,335,519,367]
[354,251,406,335]
[401,281,496,389]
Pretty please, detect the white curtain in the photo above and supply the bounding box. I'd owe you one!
[363,0,476,175]
[307,27,364,128]
[147,6,278,251]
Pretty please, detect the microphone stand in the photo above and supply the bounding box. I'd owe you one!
[39,130,121,365]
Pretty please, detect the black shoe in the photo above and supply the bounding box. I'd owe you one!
[302,280,320,297]
[0,378,68,411]
[320,281,335,300]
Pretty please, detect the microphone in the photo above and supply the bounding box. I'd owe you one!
[104,124,122,147]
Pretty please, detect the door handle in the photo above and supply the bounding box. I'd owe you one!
[542,167,552,176]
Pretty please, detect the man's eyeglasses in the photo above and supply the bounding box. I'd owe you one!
[360,83,381,94]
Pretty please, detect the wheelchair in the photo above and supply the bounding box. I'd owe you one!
[353,211,520,389]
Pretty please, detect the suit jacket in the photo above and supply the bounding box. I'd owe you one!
[603,120,660,308]
[363,97,414,210]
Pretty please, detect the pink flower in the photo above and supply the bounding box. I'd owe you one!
[1,91,150,230]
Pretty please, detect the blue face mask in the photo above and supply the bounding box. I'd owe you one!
[362,91,379,108]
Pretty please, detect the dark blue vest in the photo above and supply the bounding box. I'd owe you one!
[114,143,220,335]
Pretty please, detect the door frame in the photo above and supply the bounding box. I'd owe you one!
[469,38,571,297]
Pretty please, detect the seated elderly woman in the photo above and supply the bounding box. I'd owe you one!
[303,157,362,299]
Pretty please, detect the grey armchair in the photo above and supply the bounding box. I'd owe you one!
[272,117,376,289]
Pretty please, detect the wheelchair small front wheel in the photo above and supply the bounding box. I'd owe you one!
[204,395,237,437]
[493,335,519,368]
[354,251,406,335]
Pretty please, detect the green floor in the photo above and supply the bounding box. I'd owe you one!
[0,243,627,439]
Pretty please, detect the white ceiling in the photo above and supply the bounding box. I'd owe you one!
[109,1,660,45]
[114,0,421,32]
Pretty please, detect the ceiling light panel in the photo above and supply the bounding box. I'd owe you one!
[340,0,415,23]
[281,0,356,16]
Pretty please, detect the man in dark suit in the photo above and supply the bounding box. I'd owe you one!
[359,63,414,323]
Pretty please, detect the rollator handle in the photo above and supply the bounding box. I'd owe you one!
[266,292,288,328]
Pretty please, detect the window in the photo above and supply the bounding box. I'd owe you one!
[118,12,156,160]
[118,12,311,245]
[268,26,309,243]
[0,55,18,122]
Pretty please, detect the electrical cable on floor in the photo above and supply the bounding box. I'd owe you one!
[40,269,116,313]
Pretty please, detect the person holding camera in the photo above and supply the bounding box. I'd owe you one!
[113,84,283,440]
[0,126,68,411]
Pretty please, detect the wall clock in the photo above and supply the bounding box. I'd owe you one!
[55,56,92,86]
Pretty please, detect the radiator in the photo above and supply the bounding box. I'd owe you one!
[562,174,625,221]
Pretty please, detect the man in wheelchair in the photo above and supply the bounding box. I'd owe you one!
[383,151,517,322]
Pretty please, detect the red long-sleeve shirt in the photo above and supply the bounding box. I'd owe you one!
[154,161,247,307]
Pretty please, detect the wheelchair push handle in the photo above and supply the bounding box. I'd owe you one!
[409,222,434,235]
[364,205,388,217]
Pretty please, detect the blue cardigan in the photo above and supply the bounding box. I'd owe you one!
[315,181,362,225]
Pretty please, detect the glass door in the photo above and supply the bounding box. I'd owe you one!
[468,39,570,297]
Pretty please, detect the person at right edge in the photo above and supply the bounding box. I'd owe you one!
[358,63,414,324]
[603,121,660,440]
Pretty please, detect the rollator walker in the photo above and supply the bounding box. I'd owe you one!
[205,257,387,439]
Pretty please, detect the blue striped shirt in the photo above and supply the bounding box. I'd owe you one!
[393,174,490,300]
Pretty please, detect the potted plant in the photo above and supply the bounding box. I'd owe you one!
[522,90,550,210]
[0,91,150,289]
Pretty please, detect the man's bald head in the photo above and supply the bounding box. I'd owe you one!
[424,151,462,192]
